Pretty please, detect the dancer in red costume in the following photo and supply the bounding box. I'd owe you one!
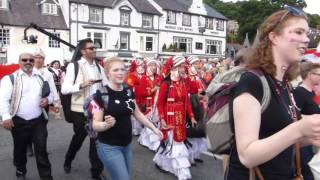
[153,56,196,180]
[137,58,162,151]
[186,56,208,165]
[125,59,145,135]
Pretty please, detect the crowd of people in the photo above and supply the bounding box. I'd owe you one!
[1,5,320,180]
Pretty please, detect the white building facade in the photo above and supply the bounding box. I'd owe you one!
[0,0,71,65]
[66,0,227,60]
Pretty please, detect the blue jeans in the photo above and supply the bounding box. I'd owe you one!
[96,141,132,180]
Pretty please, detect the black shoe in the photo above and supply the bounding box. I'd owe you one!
[16,171,26,180]
[155,164,168,173]
[63,163,71,174]
[195,158,203,163]
[191,163,197,167]
[92,174,107,180]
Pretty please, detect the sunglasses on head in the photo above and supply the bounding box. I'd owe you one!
[21,58,35,63]
[272,5,307,31]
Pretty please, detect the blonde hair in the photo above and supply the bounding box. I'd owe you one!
[104,57,124,73]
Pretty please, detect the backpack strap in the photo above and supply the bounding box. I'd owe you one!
[73,61,79,85]
[248,69,271,113]
[9,74,14,85]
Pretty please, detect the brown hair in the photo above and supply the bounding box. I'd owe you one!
[104,57,124,73]
[246,10,308,81]
[300,62,320,79]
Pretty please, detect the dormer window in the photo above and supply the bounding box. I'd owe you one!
[119,6,132,27]
[167,11,176,24]
[42,3,58,15]
[0,0,8,9]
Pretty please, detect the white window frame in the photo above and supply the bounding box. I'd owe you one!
[173,37,192,53]
[0,0,8,9]
[139,36,154,52]
[206,40,222,55]
[120,32,129,50]
[0,28,10,45]
[142,14,153,29]
[87,31,104,49]
[216,20,224,31]
[120,10,130,26]
[89,7,103,23]
[49,33,60,48]
[167,11,176,24]
[182,14,191,26]
[205,18,214,30]
[42,3,58,15]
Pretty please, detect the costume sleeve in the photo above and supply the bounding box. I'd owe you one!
[186,92,194,119]
[157,82,168,121]
[135,76,152,98]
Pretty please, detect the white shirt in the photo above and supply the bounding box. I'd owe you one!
[0,69,53,121]
[34,67,60,102]
[61,57,108,96]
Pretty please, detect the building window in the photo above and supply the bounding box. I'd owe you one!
[173,37,192,53]
[42,3,58,15]
[206,40,222,55]
[120,32,129,50]
[217,20,224,31]
[146,37,153,51]
[205,18,214,30]
[49,33,60,48]
[0,0,8,9]
[167,11,176,24]
[0,28,10,45]
[195,42,203,50]
[89,8,103,23]
[87,32,103,49]
[120,11,130,26]
[142,14,153,28]
[182,14,191,26]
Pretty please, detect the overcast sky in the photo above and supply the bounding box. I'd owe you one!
[221,0,319,15]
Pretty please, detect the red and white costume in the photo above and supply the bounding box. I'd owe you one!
[186,56,208,164]
[125,59,145,135]
[153,56,194,180]
[137,59,162,151]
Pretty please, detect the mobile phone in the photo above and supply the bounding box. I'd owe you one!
[93,79,102,83]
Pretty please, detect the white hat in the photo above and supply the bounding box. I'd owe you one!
[146,58,158,66]
[209,57,219,63]
[135,59,144,66]
[187,56,200,65]
[173,55,185,67]
[33,48,46,58]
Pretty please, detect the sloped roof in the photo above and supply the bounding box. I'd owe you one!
[128,0,161,15]
[69,0,114,8]
[154,0,227,20]
[70,0,161,15]
[0,0,68,30]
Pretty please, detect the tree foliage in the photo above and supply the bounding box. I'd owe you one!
[205,0,319,44]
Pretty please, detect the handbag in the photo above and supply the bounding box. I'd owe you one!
[186,94,206,138]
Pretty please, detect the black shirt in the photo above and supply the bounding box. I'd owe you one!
[97,85,135,146]
[293,86,320,180]
[227,72,297,180]
[293,86,320,115]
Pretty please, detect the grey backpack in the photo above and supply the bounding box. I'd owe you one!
[205,67,271,154]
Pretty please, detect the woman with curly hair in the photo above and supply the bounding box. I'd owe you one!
[226,6,320,180]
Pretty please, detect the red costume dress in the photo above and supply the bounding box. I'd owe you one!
[137,74,162,151]
[153,79,194,180]
[125,72,144,135]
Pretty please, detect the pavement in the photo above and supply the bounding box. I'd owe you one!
[0,115,224,180]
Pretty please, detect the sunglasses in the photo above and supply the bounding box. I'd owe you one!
[271,5,307,31]
[84,46,97,51]
[21,58,35,63]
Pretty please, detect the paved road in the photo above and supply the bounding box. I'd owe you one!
[0,116,223,180]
